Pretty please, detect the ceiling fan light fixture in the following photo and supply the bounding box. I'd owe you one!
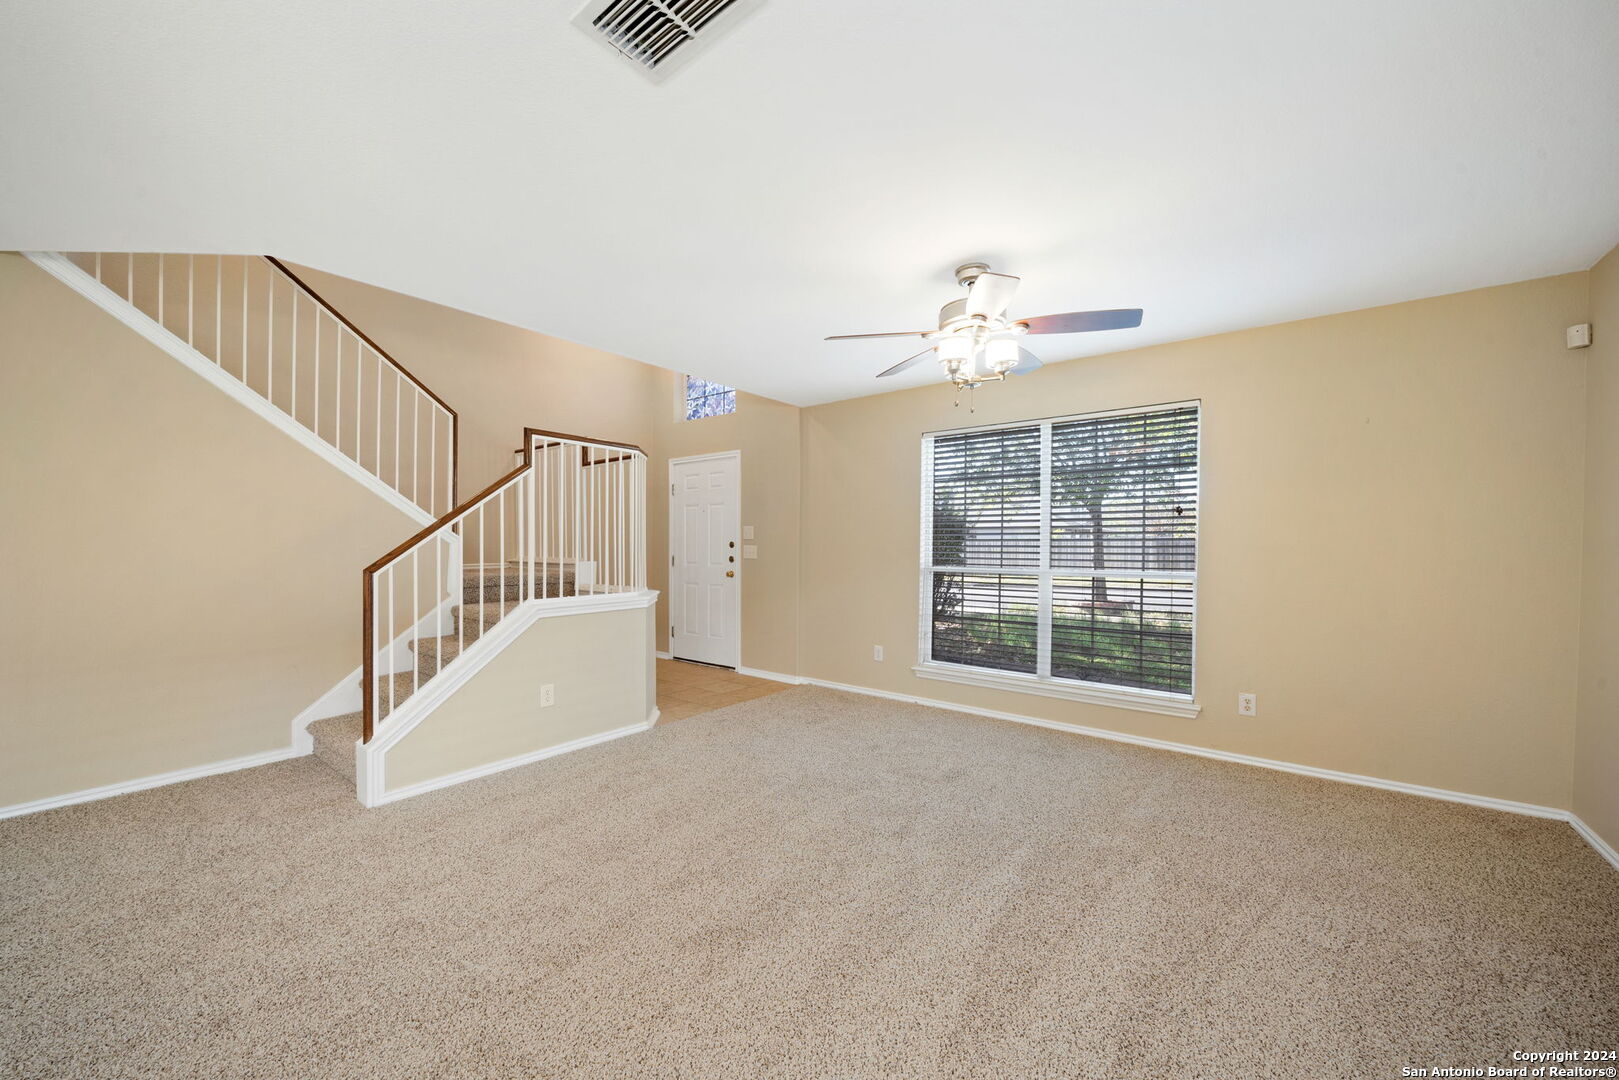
[985,336,1020,374]
[936,334,974,375]
[826,262,1144,398]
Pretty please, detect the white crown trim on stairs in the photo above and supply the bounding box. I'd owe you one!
[23,252,433,528]
[356,590,660,807]
[0,746,303,821]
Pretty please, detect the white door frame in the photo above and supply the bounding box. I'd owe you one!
[667,450,742,667]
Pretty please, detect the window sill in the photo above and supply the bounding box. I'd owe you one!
[912,663,1202,719]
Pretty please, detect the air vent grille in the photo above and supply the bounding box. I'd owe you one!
[576,0,759,80]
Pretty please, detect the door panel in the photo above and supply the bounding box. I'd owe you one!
[669,454,740,667]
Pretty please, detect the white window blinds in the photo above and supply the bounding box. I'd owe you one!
[922,402,1199,697]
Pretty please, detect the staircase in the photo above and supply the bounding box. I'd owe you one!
[307,564,573,780]
[28,251,656,809]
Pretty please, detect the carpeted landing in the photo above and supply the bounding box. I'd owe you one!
[2,687,1615,1079]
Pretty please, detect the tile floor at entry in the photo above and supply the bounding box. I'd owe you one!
[655,657,792,722]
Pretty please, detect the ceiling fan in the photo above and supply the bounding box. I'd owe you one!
[825,262,1143,393]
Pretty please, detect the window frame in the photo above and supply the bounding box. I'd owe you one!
[681,375,736,421]
[915,400,1202,719]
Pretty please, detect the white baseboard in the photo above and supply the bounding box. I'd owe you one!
[1569,814,1619,873]
[798,676,1574,821]
[0,746,302,821]
[370,719,654,806]
[655,650,672,660]
[737,666,805,686]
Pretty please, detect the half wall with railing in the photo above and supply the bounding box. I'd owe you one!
[361,428,649,743]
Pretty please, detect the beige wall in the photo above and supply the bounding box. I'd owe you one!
[281,264,803,674]
[382,605,653,791]
[654,391,802,674]
[0,253,419,808]
[1574,244,1619,850]
[799,273,1591,810]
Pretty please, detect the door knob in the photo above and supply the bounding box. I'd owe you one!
[725,570,735,577]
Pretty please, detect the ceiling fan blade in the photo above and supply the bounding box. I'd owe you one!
[826,330,933,341]
[964,271,1020,319]
[876,346,937,378]
[1008,347,1044,375]
[1019,308,1143,334]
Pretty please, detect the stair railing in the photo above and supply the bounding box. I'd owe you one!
[361,428,647,742]
[61,253,457,517]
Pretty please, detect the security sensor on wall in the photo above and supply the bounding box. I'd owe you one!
[1567,323,1592,349]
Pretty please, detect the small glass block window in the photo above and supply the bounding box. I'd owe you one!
[684,376,736,420]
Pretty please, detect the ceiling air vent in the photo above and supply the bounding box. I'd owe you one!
[574,0,761,82]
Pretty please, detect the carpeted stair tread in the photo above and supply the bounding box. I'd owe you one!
[462,562,576,605]
[308,713,362,784]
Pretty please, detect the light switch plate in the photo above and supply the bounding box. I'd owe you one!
[742,525,755,540]
[742,545,758,559]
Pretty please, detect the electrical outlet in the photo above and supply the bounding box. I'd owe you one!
[541,684,556,708]
[1237,692,1257,716]
[873,645,884,662]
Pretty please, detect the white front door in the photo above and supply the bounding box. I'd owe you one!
[669,452,740,667]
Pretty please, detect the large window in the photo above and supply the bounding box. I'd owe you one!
[684,376,736,420]
[919,401,1200,714]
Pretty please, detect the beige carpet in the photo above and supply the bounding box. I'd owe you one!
[2,687,1615,1079]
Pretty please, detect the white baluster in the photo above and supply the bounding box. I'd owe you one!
[267,268,274,406]
[394,371,402,493]
[290,287,298,422]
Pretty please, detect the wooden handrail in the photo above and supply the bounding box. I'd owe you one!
[522,426,643,456]
[364,464,529,577]
[265,256,460,507]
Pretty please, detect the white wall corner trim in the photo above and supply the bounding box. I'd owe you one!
[368,719,654,807]
[0,746,301,821]
[800,676,1583,824]
[912,662,1202,718]
[23,251,432,527]
[1569,815,1619,873]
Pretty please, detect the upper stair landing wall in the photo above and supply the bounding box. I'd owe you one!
[0,252,421,812]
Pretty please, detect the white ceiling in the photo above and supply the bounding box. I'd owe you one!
[3,1,1617,406]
